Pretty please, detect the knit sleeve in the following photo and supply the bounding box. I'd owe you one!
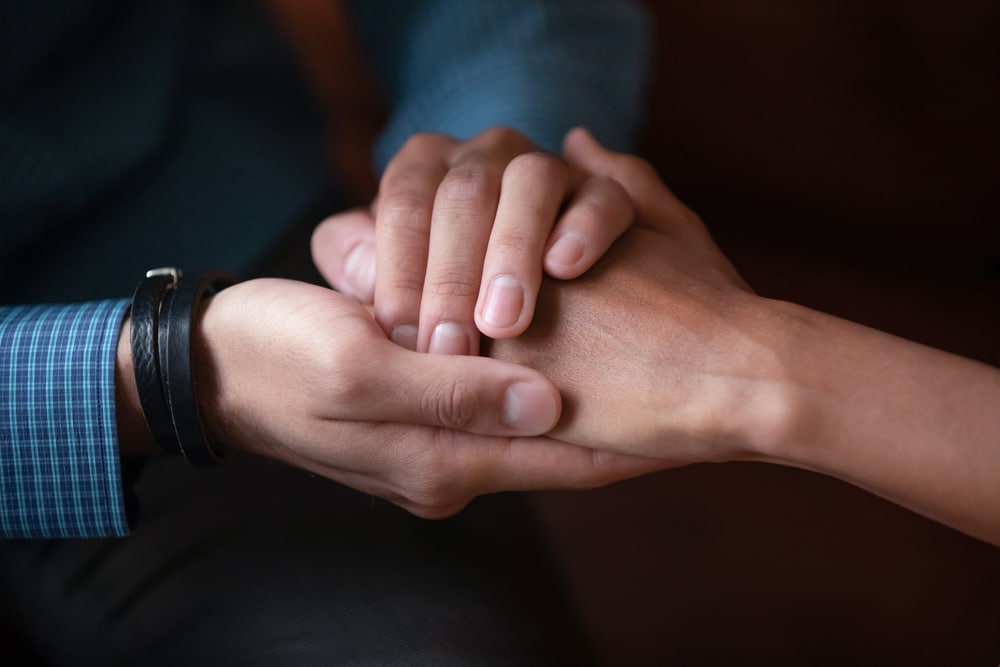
[346,0,651,172]
[1,299,132,538]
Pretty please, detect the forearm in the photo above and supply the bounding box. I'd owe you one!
[756,299,1000,545]
[487,132,1000,545]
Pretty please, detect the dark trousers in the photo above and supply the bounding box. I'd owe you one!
[1,455,593,666]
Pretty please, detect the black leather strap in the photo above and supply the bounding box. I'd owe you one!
[161,271,236,467]
[129,268,181,455]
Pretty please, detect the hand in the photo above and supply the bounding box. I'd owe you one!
[486,129,774,465]
[486,132,1000,547]
[311,126,634,353]
[180,278,662,517]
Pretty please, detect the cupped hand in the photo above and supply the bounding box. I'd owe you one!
[311,126,635,353]
[193,278,663,517]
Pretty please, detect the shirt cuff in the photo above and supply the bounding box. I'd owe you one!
[1,299,132,538]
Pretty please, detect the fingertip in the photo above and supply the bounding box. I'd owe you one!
[343,241,376,303]
[500,380,561,435]
[475,274,534,339]
[542,260,582,281]
[475,317,531,341]
[563,126,594,150]
[564,126,604,159]
[389,324,418,351]
[311,208,377,298]
[543,232,588,279]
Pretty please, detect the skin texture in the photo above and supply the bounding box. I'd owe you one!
[317,127,1000,545]
[115,126,657,519]
[485,130,777,465]
[487,129,1000,546]
[312,126,635,354]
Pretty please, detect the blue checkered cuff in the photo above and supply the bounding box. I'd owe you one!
[1,300,132,538]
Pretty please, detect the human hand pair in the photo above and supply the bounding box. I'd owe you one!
[488,133,1000,547]
[185,278,662,518]
[487,130,779,464]
[312,126,634,353]
[185,125,656,517]
[116,126,661,517]
[312,126,767,467]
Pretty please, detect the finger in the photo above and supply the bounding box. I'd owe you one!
[543,174,634,280]
[375,431,670,520]
[563,127,696,234]
[375,133,456,349]
[447,432,670,498]
[335,336,563,437]
[311,208,377,302]
[418,128,534,354]
[474,152,569,339]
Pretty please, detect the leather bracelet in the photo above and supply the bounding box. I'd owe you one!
[129,268,182,455]
[161,270,236,467]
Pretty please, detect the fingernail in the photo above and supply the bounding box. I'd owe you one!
[429,321,469,355]
[546,232,586,267]
[501,382,558,433]
[390,324,418,351]
[482,275,524,328]
[344,241,375,300]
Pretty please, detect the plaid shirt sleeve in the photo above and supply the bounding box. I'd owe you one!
[1,299,132,538]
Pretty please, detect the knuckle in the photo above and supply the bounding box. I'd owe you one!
[404,471,465,517]
[477,125,529,149]
[399,132,451,156]
[427,270,478,298]
[424,378,478,430]
[320,347,370,406]
[379,192,432,231]
[438,165,495,205]
[587,449,618,488]
[507,151,567,185]
[383,275,425,296]
[492,229,535,255]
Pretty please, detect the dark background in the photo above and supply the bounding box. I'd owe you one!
[5,1,994,664]
[529,1,1000,665]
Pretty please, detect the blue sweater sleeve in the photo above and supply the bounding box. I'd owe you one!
[0,300,132,538]
[345,0,650,172]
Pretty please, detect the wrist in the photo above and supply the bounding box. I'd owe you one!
[191,295,234,457]
[736,298,855,469]
[699,296,810,465]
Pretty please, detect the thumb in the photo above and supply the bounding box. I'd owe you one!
[338,339,563,437]
[562,127,691,232]
[311,207,377,302]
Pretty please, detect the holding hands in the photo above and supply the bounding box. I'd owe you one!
[134,121,996,543]
[312,126,634,352]
[181,278,659,518]
[116,127,665,518]
[312,126,1000,546]
[313,125,762,465]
